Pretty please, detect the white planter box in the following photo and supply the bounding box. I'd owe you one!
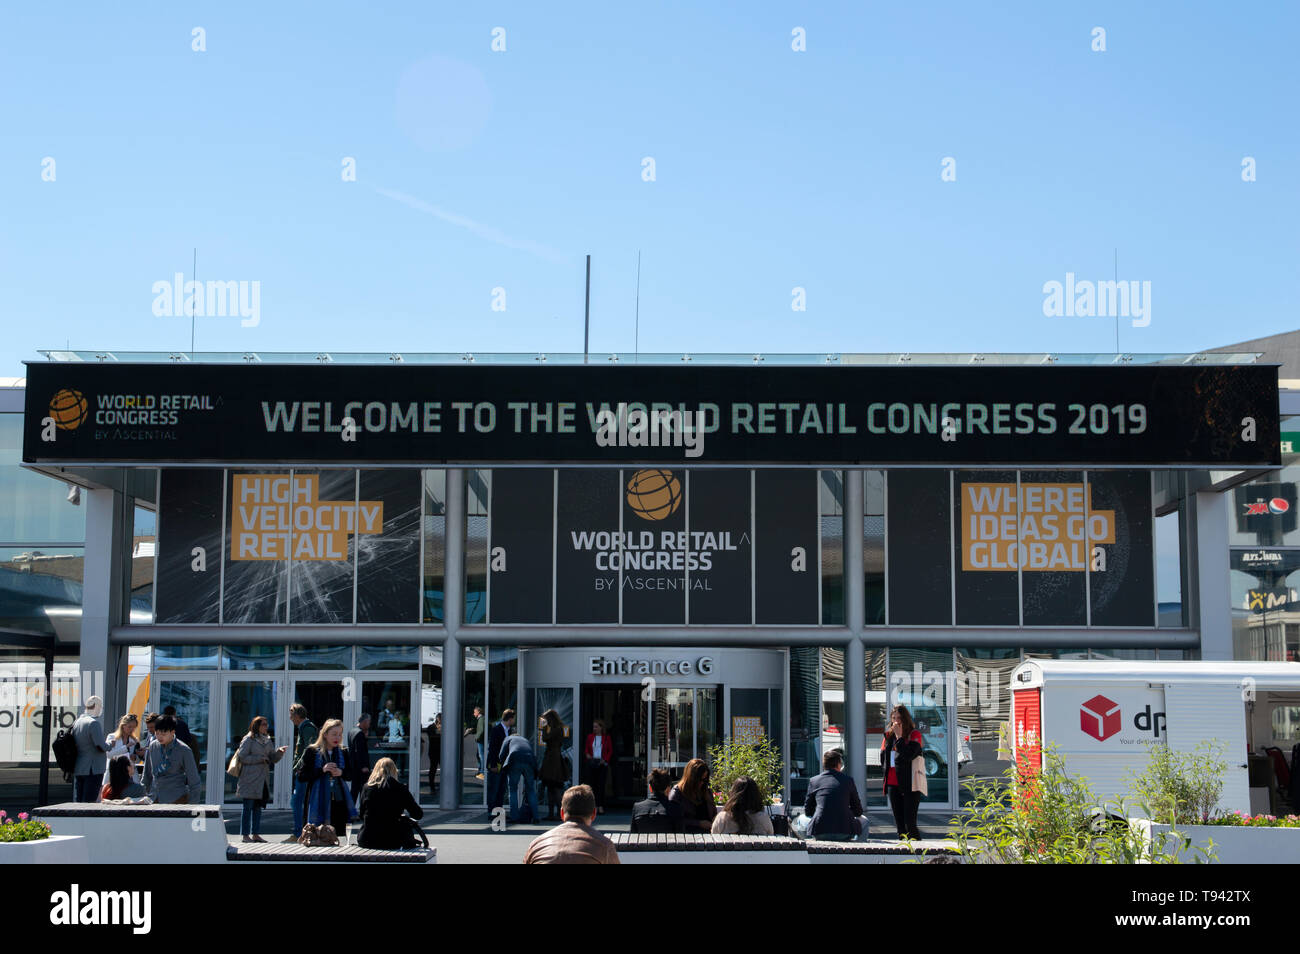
[0,834,89,864]
[1150,823,1300,864]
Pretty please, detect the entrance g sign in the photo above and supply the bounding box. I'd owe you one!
[587,655,714,677]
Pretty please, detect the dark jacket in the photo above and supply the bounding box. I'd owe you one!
[348,727,372,781]
[539,724,566,785]
[499,734,536,774]
[292,719,318,776]
[667,785,717,833]
[883,731,923,796]
[356,777,424,850]
[487,721,510,770]
[804,768,863,839]
[630,792,684,833]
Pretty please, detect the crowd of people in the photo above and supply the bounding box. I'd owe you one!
[68,694,930,863]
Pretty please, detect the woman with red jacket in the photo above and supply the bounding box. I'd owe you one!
[881,704,925,841]
[584,719,612,815]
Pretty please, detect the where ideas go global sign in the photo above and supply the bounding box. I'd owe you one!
[961,481,1114,571]
[22,361,1280,467]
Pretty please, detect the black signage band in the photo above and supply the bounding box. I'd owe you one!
[23,361,1280,467]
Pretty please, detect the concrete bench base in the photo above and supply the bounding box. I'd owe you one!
[31,803,229,864]
[0,834,90,864]
[608,832,960,864]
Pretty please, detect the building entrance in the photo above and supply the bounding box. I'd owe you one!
[579,685,646,808]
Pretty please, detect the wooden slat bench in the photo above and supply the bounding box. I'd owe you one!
[606,832,962,864]
[805,839,962,864]
[227,842,436,864]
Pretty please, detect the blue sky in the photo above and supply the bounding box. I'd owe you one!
[2,2,1297,374]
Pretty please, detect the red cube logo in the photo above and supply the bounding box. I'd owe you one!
[1080,694,1121,741]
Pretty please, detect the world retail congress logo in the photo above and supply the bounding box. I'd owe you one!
[49,389,89,431]
[626,469,682,521]
[232,473,383,560]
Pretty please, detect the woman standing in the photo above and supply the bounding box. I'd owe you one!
[584,718,612,815]
[301,718,359,842]
[235,716,287,843]
[101,715,142,791]
[426,714,442,798]
[669,758,718,833]
[881,704,925,841]
[538,709,567,821]
[357,758,424,850]
[711,776,774,835]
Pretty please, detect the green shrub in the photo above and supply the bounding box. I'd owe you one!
[706,736,784,806]
[1126,740,1227,825]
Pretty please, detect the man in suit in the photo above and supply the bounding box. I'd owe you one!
[803,748,865,841]
[348,713,372,802]
[499,731,540,823]
[630,768,684,834]
[71,695,108,802]
[485,709,515,811]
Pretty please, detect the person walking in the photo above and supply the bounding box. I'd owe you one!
[522,785,620,865]
[301,718,359,842]
[485,709,515,812]
[473,706,485,779]
[882,704,925,841]
[425,714,442,798]
[100,754,146,801]
[712,776,774,835]
[71,696,109,803]
[348,714,372,804]
[287,703,318,841]
[357,758,425,850]
[804,748,865,841]
[499,730,540,824]
[630,768,684,834]
[142,714,203,804]
[668,757,718,833]
[538,709,567,821]
[234,716,287,843]
[584,718,612,816]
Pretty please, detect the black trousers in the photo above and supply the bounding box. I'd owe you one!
[887,785,923,840]
[586,760,608,808]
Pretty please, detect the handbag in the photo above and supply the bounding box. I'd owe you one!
[910,748,929,797]
[227,750,243,778]
[298,823,339,847]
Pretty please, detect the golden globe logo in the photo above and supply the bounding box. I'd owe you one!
[626,469,682,521]
[49,389,88,431]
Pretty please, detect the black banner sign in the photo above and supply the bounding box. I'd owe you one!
[23,361,1280,466]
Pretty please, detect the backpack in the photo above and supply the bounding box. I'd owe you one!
[52,729,78,781]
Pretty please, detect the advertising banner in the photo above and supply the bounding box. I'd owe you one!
[23,361,1280,466]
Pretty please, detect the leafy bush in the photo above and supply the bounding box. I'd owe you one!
[1126,741,1227,825]
[706,736,784,806]
[946,747,1213,864]
[0,810,51,843]
[1205,812,1300,828]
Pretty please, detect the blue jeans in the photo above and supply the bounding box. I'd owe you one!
[507,763,539,823]
[486,768,504,810]
[241,798,263,836]
[291,778,308,837]
[476,742,484,773]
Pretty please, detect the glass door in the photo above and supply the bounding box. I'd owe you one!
[153,677,216,802]
[651,688,694,782]
[222,676,282,806]
[527,687,577,786]
[288,677,346,801]
[359,677,420,799]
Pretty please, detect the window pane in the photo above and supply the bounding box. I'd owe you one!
[0,546,84,637]
[222,645,286,671]
[0,414,86,542]
[154,645,219,670]
[355,645,417,670]
[288,644,351,670]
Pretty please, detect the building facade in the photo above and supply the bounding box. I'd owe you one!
[7,350,1289,814]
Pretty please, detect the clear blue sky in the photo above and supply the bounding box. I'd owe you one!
[2,2,1297,374]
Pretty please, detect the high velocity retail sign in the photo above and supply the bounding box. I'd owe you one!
[23,361,1280,466]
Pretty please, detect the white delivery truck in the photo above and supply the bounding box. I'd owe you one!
[1009,659,1300,816]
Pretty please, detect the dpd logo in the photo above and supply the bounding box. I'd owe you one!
[1080,694,1121,741]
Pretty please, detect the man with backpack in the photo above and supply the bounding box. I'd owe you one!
[71,696,109,802]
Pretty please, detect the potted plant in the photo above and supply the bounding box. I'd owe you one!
[706,736,786,828]
[0,808,88,864]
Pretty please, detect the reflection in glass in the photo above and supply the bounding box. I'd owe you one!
[155,645,220,670]
[289,645,352,670]
[954,648,1019,805]
[820,471,844,625]
[355,645,418,670]
[363,680,414,792]
[419,647,443,802]
[0,546,85,638]
[223,645,286,671]
[464,470,489,624]
[423,470,447,623]
[158,679,210,793]
[460,646,487,806]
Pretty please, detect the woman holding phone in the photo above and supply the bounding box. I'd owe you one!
[881,704,924,841]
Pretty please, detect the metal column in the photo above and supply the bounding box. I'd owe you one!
[439,469,466,810]
[844,470,867,797]
[81,487,130,724]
